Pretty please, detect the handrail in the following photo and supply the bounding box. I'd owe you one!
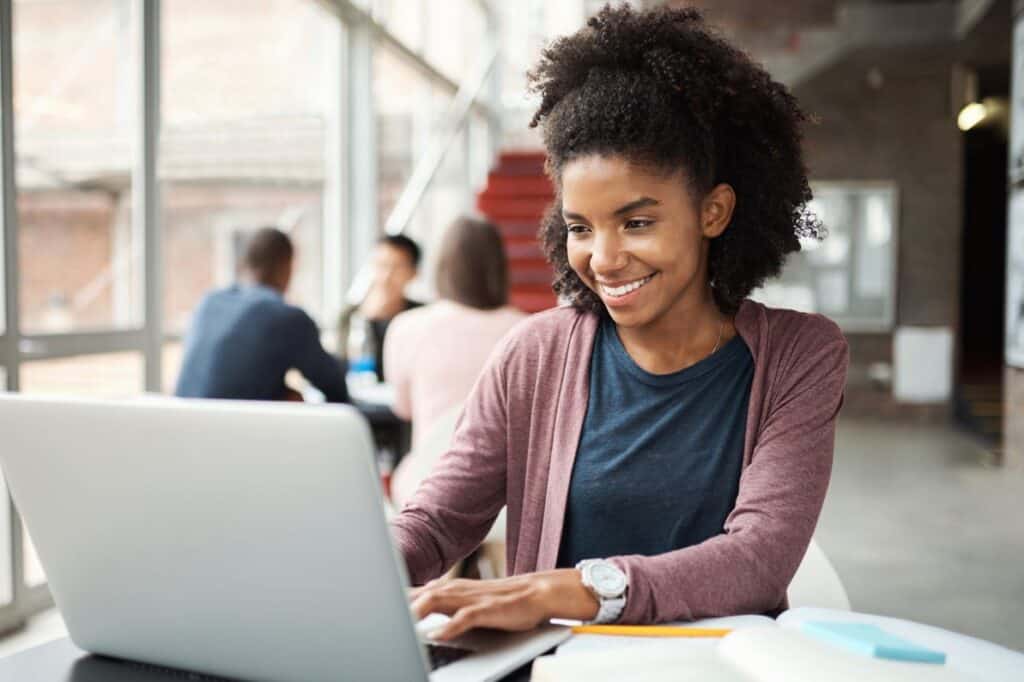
[383,40,500,236]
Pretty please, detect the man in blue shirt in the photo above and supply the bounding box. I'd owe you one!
[175,228,349,403]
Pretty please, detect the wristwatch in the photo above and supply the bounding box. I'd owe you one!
[576,559,627,624]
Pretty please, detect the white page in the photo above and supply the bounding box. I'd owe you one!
[533,643,753,682]
[777,607,1024,682]
[721,626,976,682]
[554,614,775,657]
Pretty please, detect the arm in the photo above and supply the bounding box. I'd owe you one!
[608,323,849,623]
[291,311,350,404]
[390,335,511,585]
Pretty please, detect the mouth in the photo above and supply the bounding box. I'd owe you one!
[597,274,656,300]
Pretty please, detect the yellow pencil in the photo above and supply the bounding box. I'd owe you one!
[570,625,732,638]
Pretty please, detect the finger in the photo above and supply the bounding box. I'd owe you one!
[433,604,490,641]
[409,577,454,604]
[411,585,475,620]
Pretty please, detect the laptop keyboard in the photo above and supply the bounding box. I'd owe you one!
[427,643,473,670]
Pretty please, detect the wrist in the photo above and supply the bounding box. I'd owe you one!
[534,569,599,621]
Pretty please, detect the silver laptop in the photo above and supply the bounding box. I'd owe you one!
[0,394,570,682]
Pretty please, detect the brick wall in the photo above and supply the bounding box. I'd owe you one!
[794,46,964,419]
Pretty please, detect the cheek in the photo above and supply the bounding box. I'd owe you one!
[565,240,591,279]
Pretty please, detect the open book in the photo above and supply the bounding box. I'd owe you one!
[533,609,995,682]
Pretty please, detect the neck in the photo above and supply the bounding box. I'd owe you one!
[241,274,283,294]
[614,287,732,375]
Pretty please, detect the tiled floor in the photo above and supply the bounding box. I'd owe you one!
[0,608,65,658]
[816,419,1024,651]
[0,418,1021,659]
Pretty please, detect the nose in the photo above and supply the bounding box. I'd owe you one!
[589,230,629,275]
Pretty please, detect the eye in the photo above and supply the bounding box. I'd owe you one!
[566,223,591,235]
[625,219,653,230]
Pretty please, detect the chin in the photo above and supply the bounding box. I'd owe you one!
[602,305,649,329]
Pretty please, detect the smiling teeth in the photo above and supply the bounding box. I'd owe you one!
[601,275,654,297]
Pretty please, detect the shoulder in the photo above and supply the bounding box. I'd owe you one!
[272,302,319,336]
[501,305,591,345]
[739,300,846,357]
[738,301,849,401]
[198,286,233,307]
[766,304,844,350]
[492,305,597,371]
[386,302,441,340]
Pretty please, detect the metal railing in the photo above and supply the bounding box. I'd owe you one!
[384,40,500,236]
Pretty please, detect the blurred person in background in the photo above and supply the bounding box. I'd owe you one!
[339,234,423,382]
[175,227,349,403]
[385,217,526,507]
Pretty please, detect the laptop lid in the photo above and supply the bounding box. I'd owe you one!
[0,395,430,682]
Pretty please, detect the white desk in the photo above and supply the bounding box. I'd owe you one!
[551,608,1024,681]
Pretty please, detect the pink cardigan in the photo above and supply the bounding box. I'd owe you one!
[391,300,849,623]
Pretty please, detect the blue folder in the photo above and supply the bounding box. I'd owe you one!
[801,621,947,664]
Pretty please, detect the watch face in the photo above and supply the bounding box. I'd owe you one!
[591,563,626,597]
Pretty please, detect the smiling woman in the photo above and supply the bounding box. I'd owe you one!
[392,5,849,641]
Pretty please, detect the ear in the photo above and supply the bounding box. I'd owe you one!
[700,183,736,239]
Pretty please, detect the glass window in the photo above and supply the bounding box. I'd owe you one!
[374,46,442,233]
[0,475,10,604]
[23,521,43,589]
[423,1,485,84]
[406,128,470,299]
[161,339,184,394]
[13,0,141,334]
[20,351,144,397]
[371,0,485,84]
[375,0,426,53]
[753,182,898,331]
[160,0,339,335]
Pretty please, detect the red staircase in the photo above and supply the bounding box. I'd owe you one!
[476,151,558,313]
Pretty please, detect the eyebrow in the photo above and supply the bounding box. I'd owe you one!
[562,197,661,222]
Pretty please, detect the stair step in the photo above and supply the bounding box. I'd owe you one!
[961,388,1003,401]
[510,267,554,285]
[493,157,547,176]
[505,242,545,260]
[478,197,552,220]
[968,401,1003,418]
[496,221,542,238]
[510,291,557,313]
[481,174,554,197]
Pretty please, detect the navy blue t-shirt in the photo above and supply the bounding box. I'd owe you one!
[175,284,349,403]
[557,316,754,568]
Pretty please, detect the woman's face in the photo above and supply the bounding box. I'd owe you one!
[562,154,730,331]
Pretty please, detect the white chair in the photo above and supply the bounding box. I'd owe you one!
[390,401,465,509]
[390,401,509,579]
[787,538,851,610]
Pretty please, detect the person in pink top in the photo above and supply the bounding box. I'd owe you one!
[394,5,849,640]
[384,216,526,506]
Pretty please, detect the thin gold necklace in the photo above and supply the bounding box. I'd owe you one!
[709,318,724,356]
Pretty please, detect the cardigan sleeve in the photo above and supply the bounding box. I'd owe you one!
[389,334,512,585]
[608,316,849,623]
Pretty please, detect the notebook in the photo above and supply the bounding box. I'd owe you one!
[532,626,974,682]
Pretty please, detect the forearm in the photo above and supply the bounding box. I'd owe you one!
[301,351,349,403]
[609,531,794,623]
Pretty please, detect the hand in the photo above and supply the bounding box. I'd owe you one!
[280,387,304,402]
[409,569,599,641]
[360,285,404,321]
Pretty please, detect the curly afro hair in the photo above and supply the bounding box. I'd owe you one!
[528,4,822,315]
